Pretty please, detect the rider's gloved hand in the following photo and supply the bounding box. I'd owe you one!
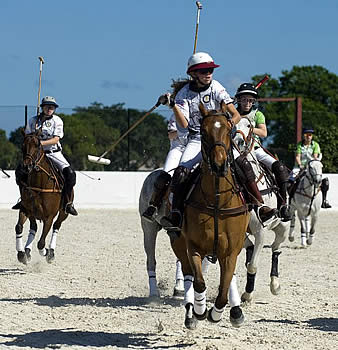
[157,93,175,108]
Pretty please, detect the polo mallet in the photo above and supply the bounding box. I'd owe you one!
[0,168,10,178]
[87,98,164,165]
[37,56,44,116]
[255,75,269,89]
[193,2,203,54]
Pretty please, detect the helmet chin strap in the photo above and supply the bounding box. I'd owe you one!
[190,72,211,91]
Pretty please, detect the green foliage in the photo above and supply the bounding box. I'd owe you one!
[0,129,20,168]
[252,66,338,172]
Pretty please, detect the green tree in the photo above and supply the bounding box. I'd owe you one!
[252,66,338,172]
[0,129,20,169]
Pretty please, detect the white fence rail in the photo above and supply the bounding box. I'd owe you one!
[1,171,337,209]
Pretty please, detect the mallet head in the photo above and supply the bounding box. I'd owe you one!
[38,56,45,64]
[196,1,202,9]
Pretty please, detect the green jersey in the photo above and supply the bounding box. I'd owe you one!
[296,140,321,166]
[244,108,265,146]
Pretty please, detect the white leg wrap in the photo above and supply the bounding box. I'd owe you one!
[301,233,307,246]
[148,271,159,297]
[49,230,58,250]
[202,257,211,275]
[211,305,225,322]
[175,260,184,281]
[184,275,194,306]
[16,235,24,252]
[25,230,36,250]
[194,289,207,315]
[228,274,241,308]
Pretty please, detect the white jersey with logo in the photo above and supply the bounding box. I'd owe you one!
[25,114,70,170]
[175,79,233,140]
[25,114,64,153]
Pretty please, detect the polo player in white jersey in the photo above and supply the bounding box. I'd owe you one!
[158,52,277,230]
[12,96,78,216]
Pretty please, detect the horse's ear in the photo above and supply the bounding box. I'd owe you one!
[199,103,208,117]
[221,101,227,113]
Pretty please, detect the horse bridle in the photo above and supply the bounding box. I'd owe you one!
[201,112,233,177]
[23,134,44,172]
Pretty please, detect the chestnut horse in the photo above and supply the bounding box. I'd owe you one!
[15,131,69,264]
[171,103,249,329]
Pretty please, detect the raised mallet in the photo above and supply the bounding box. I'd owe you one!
[37,56,45,116]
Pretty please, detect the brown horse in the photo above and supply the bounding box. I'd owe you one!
[170,103,249,329]
[15,131,70,264]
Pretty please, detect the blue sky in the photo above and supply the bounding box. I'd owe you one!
[1,0,337,136]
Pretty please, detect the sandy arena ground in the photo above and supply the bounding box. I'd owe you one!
[0,209,337,350]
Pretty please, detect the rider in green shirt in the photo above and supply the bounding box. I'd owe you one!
[289,127,331,208]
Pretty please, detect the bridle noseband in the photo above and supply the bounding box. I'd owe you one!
[23,134,44,172]
[201,112,233,177]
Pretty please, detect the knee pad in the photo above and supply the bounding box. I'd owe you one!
[272,161,289,183]
[235,156,255,183]
[321,177,329,192]
[63,167,76,187]
[171,166,190,190]
[154,170,171,190]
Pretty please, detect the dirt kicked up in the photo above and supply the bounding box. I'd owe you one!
[0,209,337,350]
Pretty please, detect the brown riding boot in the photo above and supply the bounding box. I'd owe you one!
[246,179,277,223]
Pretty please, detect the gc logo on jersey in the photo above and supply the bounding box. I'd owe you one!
[45,121,52,127]
[202,94,210,103]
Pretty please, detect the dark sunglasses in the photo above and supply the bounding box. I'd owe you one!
[196,68,214,74]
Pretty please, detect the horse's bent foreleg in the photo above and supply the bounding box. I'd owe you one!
[38,217,54,257]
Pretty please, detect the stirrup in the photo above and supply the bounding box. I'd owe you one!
[161,210,182,232]
[279,204,292,222]
[142,205,157,223]
[65,203,78,216]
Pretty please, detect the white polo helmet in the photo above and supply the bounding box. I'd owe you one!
[40,96,59,108]
[187,52,220,74]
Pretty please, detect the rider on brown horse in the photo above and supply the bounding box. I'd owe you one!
[12,96,78,216]
[143,52,276,230]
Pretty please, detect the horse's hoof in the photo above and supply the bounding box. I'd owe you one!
[307,237,313,245]
[241,292,253,303]
[193,308,207,321]
[24,248,31,262]
[184,316,198,330]
[270,276,281,295]
[46,249,55,263]
[207,307,222,324]
[288,235,295,242]
[229,306,245,328]
[17,251,27,265]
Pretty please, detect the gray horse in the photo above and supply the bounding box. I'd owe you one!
[139,169,185,297]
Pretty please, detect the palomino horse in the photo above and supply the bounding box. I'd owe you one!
[233,117,289,303]
[289,159,322,247]
[170,104,249,329]
[15,131,69,264]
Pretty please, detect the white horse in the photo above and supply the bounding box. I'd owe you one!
[289,159,323,247]
[234,118,289,303]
